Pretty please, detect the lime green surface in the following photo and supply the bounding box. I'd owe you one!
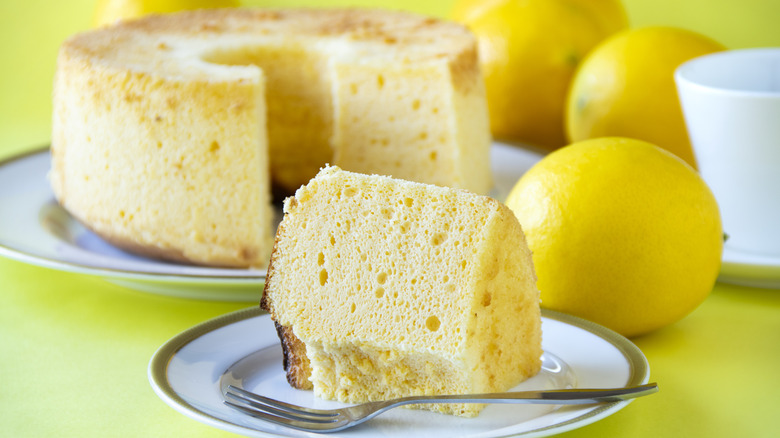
[2,255,779,437]
[1,1,780,436]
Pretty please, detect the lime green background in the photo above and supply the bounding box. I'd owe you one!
[1,1,780,437]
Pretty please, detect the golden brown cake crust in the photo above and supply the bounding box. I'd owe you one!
[260,221,312,389]
[273,322,313,390]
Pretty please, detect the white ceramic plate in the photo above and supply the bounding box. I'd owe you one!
[148,307,652,438]
[719,244,780,289]
[0,143,542,301]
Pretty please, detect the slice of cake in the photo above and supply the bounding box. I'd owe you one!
[260,166,542,417]
[50,8,492,268]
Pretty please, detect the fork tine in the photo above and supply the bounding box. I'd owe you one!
[224,399,355,433]
[224,399,343,428]
[225,393,338,424]
[224,399,300,424]
[226,385,337,418]
[225,386,339,421]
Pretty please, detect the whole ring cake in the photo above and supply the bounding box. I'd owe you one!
[50,8,492,268]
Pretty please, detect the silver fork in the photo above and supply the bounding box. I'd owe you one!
[223,382,658,433]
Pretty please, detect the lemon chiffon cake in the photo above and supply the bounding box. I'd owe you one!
[50,8,492,268]
[260,166,542,417]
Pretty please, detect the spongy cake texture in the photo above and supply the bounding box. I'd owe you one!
[50,8,492,268]
[261,166,542,417]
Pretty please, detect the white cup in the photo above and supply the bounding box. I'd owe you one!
[676,48,780,257]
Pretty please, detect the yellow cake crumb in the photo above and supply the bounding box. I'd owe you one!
[261,166,542,417]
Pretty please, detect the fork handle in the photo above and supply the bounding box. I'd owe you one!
[387,383,658,406]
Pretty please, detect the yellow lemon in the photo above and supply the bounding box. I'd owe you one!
[451,0,629,149]
[505,137,722,337]
[94,0,239,27]
[451,0,507,22]
[565,26,725,168]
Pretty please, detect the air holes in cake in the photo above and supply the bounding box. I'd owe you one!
[380,207,393,220]
[319,269,328,286]
[209,140,220,153]
[360,253,367,262]
[403,197,413,207]
[425,316,441,332]
[330,235,336,245]
[399,221,411,234]
[377,74,385,89]
[461,260,468,270]
[429,151,437,161]
[445,284,456,293]
[419,132,428,140]
[375,287,385,298]
[350,83,358,95]
[317,252,325,266]
[482,292,492,307]
[431,232,447,246]
[412,99,421,110]
[377,272,388,285]
[119,210,125,218]
[343,186,358,197]
[350,302,356,314]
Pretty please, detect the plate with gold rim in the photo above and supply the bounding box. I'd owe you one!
[0,142,542,301]
[148,307,652,438]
